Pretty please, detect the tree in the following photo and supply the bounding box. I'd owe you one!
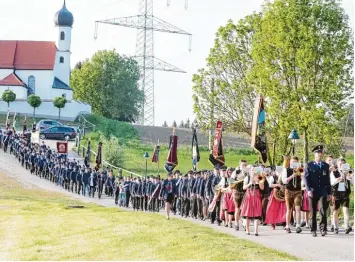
[179,120,185,128]
[27,95,42,119]
[250,0,353,163]
[162,121,168,127]
[185,118,191,128]
[53,97,67,120]
[70,50,144,123]
[192,14,261,135]
[172,121,177,128]
[2,90,16,109]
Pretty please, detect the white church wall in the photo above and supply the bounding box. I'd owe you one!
[53,51,71,86]
[0,100,91,121]
[15,70,54,99]
[0,85,27,99]
[51,89,73,100]
[0,69,14,80]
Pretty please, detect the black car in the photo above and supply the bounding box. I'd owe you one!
[40,126,77,141]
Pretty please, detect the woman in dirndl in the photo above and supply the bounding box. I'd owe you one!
[265,169,286,229]
[240,167,264,236]
[220,167,233,227]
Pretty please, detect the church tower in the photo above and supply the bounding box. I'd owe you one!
[53,0,74,86]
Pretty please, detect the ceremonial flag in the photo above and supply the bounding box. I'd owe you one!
[23,116,27,134]
[5,110,10,129]
[84,140,91,167]
[152,145,160,163]
[192,128,200,171]
[12,112,17,129]
[165,130,178,173]
[251,94,267,163]
[95,142,103,171]
[209,121,225,167]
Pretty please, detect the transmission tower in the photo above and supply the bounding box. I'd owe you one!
[94,0,192,126]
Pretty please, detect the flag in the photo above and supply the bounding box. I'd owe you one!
[84,140,91,167]
[251,94,267,163]
[95,142,103,171]
[209,120,225,167]
[192,128,200,171]
[23,116,27,134]
[5,110,10,129]
[12,112,17,129]
[152,145,160,163]
[165,131,178,173]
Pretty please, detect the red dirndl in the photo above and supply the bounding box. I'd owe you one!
[265,188,286,224]
[301,190,319,211]
[227,192,235,213]
[240,188,262,219]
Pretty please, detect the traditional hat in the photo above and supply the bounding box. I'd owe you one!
[220,166,227,171]
[312,145,324,153]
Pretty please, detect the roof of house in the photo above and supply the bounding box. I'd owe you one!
[0,40,57,70]
[0,73,26,87]
[52,77,72,90]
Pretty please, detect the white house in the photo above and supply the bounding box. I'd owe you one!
[0,0,91,121]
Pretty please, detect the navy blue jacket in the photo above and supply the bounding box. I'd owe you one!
[304,161,331,197]
[160,179,177,199]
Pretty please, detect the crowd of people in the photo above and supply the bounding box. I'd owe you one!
[1,128,353,238]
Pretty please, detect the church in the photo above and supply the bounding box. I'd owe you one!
[0,0,91,121]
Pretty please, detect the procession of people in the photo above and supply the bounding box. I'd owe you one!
[1,124,353,238]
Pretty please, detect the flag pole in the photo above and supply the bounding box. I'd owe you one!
[157,139,160,175]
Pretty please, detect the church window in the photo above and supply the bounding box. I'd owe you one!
[60,31,65,40]
[28,76,35,94]
[60,56,64,63]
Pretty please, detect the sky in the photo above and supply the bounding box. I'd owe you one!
[0,0,353,126]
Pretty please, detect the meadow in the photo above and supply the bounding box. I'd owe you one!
[0,173,297,261]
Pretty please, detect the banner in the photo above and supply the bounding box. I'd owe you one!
[192,128,200,171]
[12,112,17,128]
[95,142,103,171]
[209,121,225,167]
[57,142,68,154]
[23,116,27,134]
[5,110,10,129]
[251,94,267,163]
[165,132,178,173]
[152,145,160,163]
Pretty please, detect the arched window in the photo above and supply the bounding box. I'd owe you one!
[60,31,65,40]
[28,75,35,94]
[60,56,64,63]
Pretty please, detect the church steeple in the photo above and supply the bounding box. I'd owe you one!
[54,0,74,27]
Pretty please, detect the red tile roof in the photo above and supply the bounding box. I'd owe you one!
[0,73,26,86]
[0,40,57,70]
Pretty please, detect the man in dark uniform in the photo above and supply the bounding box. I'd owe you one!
[304,145,331,237]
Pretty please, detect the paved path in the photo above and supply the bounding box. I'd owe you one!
[0,150,353,261]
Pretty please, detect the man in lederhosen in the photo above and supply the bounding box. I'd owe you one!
[304,145,331,237]
[330,158,352,234]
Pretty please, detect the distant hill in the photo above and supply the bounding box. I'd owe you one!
[133,125,354,153]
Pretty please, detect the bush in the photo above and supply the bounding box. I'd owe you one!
[101,135,125,168]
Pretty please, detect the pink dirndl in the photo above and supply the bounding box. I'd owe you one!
[301,190,319,212]
[240,188,262,219]
[264,188,286,224]
[227,192,235,213]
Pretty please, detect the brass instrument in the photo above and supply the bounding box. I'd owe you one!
[294,167,304,176]
[273,186,285,202]
[253,173,265,184]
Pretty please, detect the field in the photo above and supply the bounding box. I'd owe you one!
[0,173,297,261]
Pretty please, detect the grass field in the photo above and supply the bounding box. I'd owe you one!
[0,173,298,261]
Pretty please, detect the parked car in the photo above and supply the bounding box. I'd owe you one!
[40,126,76,141]
[36,119,63,131]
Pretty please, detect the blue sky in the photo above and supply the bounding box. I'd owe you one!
[0,0,353,126]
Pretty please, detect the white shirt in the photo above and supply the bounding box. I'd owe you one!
[281,168,289,184]
[330,171,345,192]
[268,176,275,186]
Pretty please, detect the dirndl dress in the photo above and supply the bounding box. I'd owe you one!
[240,187,262,220]
[301,190,319,211]
[264,188,286,224]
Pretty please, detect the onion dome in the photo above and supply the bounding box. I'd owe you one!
[54,0,74,27]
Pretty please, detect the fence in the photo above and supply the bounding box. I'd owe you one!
[77,144,142,178]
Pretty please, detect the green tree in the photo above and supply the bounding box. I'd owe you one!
[27,95,42,119]
[53,97,67,120]
[185,118,191,128]
[2,90,16,109]
[162,121,168,127]
[70,50,143,123]
[172,121,177,128]
[179,120,185,128]
[192,14,261,135]
[251,0,353,163]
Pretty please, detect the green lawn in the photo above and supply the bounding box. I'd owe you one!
[0,173,298,261]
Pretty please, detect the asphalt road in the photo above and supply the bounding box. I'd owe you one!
[0,150,354,261]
